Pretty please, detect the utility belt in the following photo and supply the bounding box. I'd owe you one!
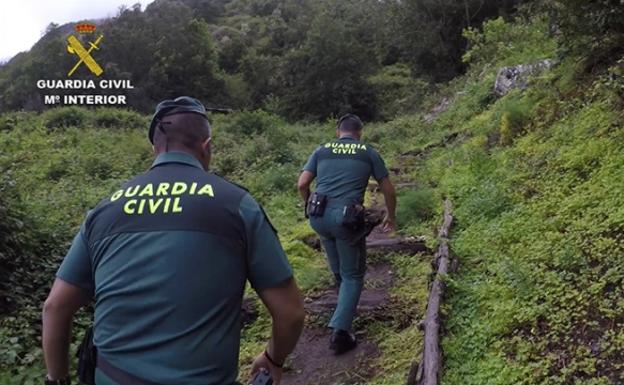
[77,327,245,385]
[307,193,383,245]
[306,193,366,230]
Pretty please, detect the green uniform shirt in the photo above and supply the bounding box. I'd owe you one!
[303,136,389,203]
[57,152,293,385]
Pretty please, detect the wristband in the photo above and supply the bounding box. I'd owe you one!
[264,349,283,368]
[44,376,71,385]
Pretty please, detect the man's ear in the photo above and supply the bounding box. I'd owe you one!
[336,129,340,138]
[202,137,212,154]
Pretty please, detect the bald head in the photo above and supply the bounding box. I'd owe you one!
[153,113,211,152]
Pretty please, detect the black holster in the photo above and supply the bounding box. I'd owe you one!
[76,325,97,385]
[307,192,328,217]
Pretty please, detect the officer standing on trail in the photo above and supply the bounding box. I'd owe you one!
[297,114,397,354]
[42,96,304,385]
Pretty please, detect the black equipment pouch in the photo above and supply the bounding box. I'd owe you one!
[76,325,97,385]
[348,208,384,246]
[342,203,366,231]
[307,193,328,217]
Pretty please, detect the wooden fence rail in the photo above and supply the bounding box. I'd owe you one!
[406,199,454,385]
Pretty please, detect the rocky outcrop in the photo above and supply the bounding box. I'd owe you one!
[493,59,554,97]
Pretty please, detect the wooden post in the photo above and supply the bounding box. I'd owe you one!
[406,199,454,385]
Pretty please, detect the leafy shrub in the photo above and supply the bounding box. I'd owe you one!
[368,64,429,120]
[497,94,536,145]
[396,187,435,227]
[263,165,296,192]
[0,112,37,132]
[245,164,297,199]
[92,108,146,128]
[42,107,89,129]
[218,110,283,136]
[463,16,557,69]
[222,73,251,108]
[83,156,115,180]
[547,0,624,67]
[0,179,31,313]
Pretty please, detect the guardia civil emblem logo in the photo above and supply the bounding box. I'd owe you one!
[66,23,103,77]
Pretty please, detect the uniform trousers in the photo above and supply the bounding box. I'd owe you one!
[309,204,366,332]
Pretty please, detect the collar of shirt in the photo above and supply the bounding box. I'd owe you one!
[150,151,204,170]
[338,135,357,141]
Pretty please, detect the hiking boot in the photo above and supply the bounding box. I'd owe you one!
[329,329,357,355]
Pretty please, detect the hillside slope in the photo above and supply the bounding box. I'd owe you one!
[1,7,624,385]
[410,18,624,385]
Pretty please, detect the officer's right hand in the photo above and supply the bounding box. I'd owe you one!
[249,352,282,385]
[382,217,396,233]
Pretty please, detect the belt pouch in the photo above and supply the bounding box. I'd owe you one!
[307,192,328,217]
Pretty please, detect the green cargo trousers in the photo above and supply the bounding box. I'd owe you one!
[309,204,366,332]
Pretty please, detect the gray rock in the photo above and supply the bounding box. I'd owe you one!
[493,59,554,97]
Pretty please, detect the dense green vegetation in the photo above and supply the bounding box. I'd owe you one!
[0,104,436,383]
[2,0,624,384]
[0,0,523,120]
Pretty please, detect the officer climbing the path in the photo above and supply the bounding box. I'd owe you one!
[297,114,397,354]
[42,96,304,385]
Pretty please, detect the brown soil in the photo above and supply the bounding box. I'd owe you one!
[281,328,379,385]
[282,264,393,385]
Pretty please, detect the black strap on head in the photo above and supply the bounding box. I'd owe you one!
[156,119,172,152]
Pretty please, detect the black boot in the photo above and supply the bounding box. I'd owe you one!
[329,329,357,355]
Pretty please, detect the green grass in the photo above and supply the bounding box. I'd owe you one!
[366,253,432,385]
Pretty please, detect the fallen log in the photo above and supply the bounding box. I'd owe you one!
[366,237,429,254]
[406,199,454,385]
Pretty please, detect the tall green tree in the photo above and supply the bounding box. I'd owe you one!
[546,0,624,67]
[386,0,524,81]
[145,17,227,106]
[276,0,379,121]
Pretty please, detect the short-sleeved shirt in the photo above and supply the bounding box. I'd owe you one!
[302,136,389,203]
[56,151,292,385]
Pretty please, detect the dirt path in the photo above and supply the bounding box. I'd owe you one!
[281,264,391,385]
[282,228,427,385]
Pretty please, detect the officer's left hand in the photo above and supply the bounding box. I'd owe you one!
[249,352,282,385]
